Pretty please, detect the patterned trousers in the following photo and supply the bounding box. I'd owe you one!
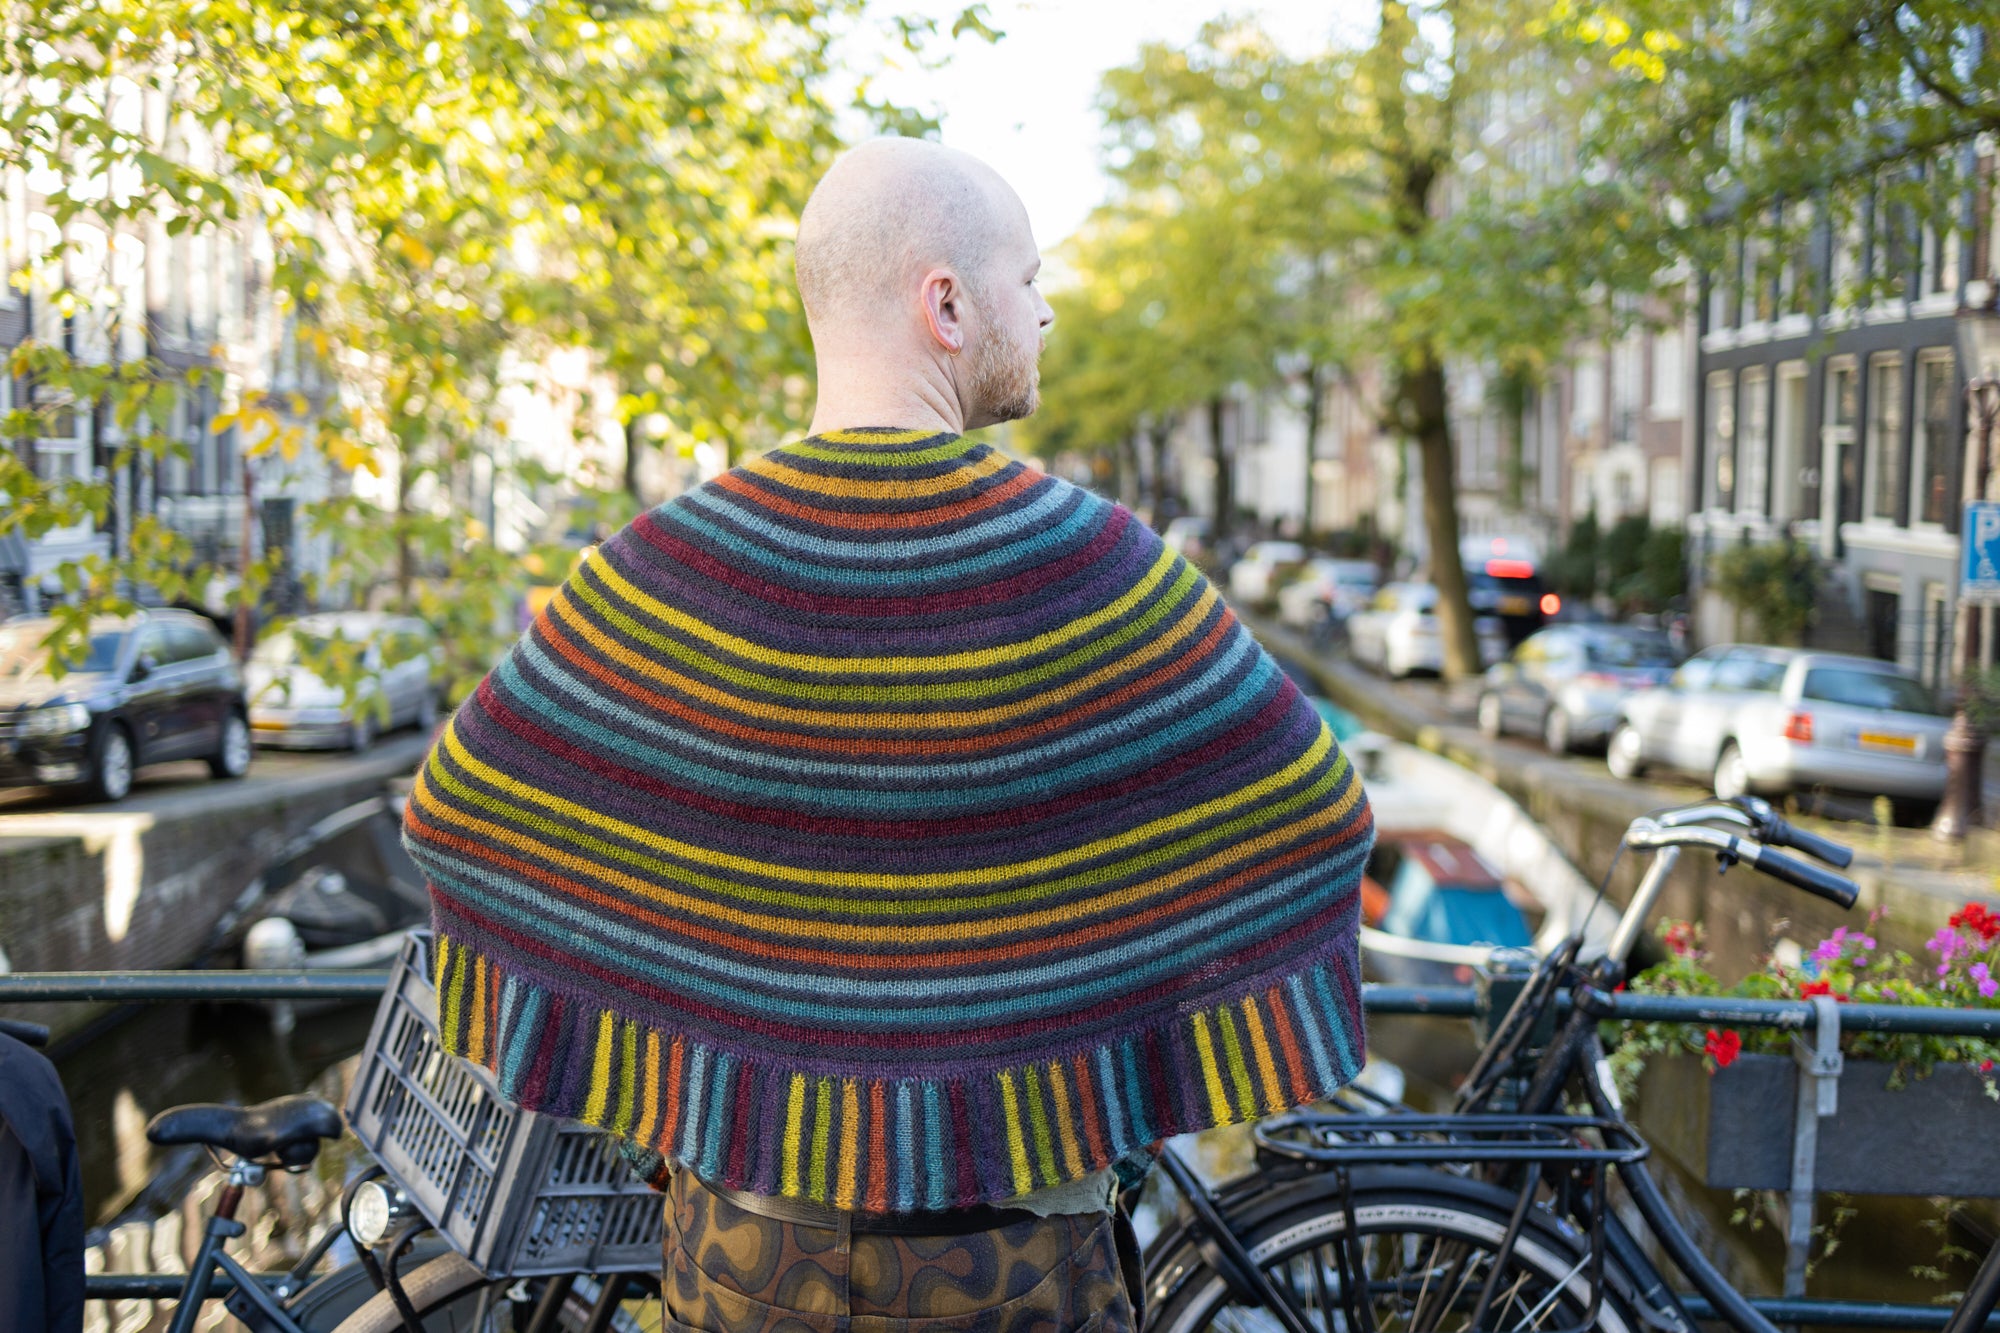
[662,1170,1139,1333]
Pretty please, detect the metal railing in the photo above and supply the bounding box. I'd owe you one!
[9,968,2000,1319]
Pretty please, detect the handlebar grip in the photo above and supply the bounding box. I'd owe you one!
[0,1018,50,1048]
[1765,818,1855,870]
[1751,845,1859,909]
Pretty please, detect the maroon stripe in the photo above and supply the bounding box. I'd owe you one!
[631,503,1132,616]
[430,878,1359,1058]
[473,670,1303,842]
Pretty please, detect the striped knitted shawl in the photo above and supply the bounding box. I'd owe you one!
[407,427,1372,1211]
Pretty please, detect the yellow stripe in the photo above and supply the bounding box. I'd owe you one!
[1217,1007,1257,1121]
[433,934,452,992]
[835,1080,861,1209]
[430,716,1338,894]
[468,955,488,1062]
[414,751,1355,947]
[809,1078,834,1203]
[744,448,1007,498]
[585,543,1182,677]
[1045,1062,1085,1178]
[1242,999,1287,1115]
[782,1075,808,1198]
[612,1019,639,1136]
[548,573,1221,731]
[637,1032,661,1145]
[997,1071,1036,1196]
[815,428,938,443]
[440,941,468,1052]
[415,754,1353,945]
[1191,1013,1235,1126]
[582,1010,615,1124]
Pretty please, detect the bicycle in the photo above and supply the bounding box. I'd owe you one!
[1133,794,2000,1333]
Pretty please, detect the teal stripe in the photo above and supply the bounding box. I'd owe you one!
[1095,1046,1128,1157]
[1286,973,1339,1091]
[493,644,1279,815]
[1310,963,1362,1080]
[501,985,544,1105]
[894,1083,916,1211]
[512,613,1250,786]
[923,1083,946,1209]
[416,833,1370,1023]
[671,480,1083,575]
[679,1045,709,1165]
[1121,1038,1150,1146]
[699,1052,734,1179]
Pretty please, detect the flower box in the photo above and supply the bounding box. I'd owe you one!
[1637,1051,2000,1197]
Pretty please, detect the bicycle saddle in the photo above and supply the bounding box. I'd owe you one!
[146,1094,344,1168]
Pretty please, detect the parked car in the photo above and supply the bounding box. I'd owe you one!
[246,612,442,752]
[1228,541,1308,609]
[1477,624,1683,754]
[1276,558,1379,634]
[1460,536,1552,647]
[1346,582,1508,679]
[0,610,251,801]
[1605,646,1951,821]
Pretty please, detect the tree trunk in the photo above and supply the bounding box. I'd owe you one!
[623,417,644,500]
[1207,396,1232,543]
[1117,432,1142,512]
[1149,420,1174,524]
[1402,350,1481,680]
[1301,362,1325,542]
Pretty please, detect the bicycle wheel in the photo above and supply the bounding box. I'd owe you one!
[1148,1174,1639,1333]
[329,1252,658,1333]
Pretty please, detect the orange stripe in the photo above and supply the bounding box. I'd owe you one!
[408,804,1356,970]
[1266,984,1314,1103]
[1072,1052,1108,1167]
[714,463,1040,530]
[535,599,1237,758]
[661,1036,686,1149]
[866,1081,889,1213]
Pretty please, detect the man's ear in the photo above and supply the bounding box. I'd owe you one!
[921,267,965,355]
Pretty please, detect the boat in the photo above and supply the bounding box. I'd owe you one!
[1340,728,1615,986]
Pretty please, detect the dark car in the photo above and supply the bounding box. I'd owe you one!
[0,610,252,802]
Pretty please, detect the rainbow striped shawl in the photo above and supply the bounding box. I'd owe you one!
[407,427,1372,1210]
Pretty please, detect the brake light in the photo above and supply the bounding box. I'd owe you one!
[1540,593,1561,615]
[1579,671,1623,687]
[1783,712,1814,743]
[1486,559,1536,579]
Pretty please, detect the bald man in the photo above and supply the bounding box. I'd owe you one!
[410,136,1371,1333]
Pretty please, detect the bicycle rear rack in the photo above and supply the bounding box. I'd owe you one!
[1254,1109,1650,1166]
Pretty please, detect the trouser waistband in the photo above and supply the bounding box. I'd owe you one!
[692,1175,1063,1236]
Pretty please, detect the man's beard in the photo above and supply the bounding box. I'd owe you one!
[966,313,1041,424]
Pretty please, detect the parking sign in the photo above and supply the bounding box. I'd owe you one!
[1966,502,2000,600]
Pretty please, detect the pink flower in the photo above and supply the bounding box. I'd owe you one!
[1974,964,1999,1000]
[1813,927,1875,964]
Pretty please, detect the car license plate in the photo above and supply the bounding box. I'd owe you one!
[1858,731,1917,754]
[1499,596,1531,615]
[252,719,288,731]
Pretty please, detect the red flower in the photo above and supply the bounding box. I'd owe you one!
[1950,903,2000,942]
[1983,1060,1995,1074]
[1703,1028,1742,1069]
[1663,922,1698,956]
[1798,980,1848,1002]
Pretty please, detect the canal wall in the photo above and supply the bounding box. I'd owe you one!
[1264,620,1992,973]
[0,739,427,1040]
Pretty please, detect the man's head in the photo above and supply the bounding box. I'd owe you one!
[795,139,1054,432]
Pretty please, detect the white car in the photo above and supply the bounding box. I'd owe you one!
[1228,541,1307,608]
[1276,558,1379,632]
[1346,583,1508,679]
[247,612,442,751]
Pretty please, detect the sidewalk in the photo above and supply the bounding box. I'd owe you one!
[1246,614,1998,930]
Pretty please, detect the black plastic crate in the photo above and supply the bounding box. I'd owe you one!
[345,932,663,1276]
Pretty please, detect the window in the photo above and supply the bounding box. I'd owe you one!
[1824,360,1860,528]
[1864,354,1903,522]
[1715,651,1785,692]
[34,403,85,484]
[1773,362,1809,521]
[1736,368,1770,515]
[1705,371,1736,510]
[164,621,219,663]
[1910,350,1954,528]
[1651,329,1685,417]
[1672,649,1727,692]
[1800,667,1939,715]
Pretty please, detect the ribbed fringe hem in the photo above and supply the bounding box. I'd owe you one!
[429,929,1367,1210]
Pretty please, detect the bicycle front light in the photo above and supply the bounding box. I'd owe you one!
[348,1179,404,1248]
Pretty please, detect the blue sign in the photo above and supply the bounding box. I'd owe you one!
[1966,502,2000,600]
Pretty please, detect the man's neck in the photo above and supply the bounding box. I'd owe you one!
[806,351,971,438]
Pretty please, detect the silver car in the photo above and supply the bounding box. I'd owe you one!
[247,612,442,751]
[1346,583,1508,679]
[1477,625,1681,754]
[1606,646,1950,820]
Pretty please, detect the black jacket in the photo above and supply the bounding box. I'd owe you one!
[0,1033,84,1333]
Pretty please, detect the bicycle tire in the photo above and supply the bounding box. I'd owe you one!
[1146,1170,1641,1333]
[329,1253,656,1333]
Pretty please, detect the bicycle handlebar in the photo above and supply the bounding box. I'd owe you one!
[1728,795,1856,869]
[1626,818,1859,909]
